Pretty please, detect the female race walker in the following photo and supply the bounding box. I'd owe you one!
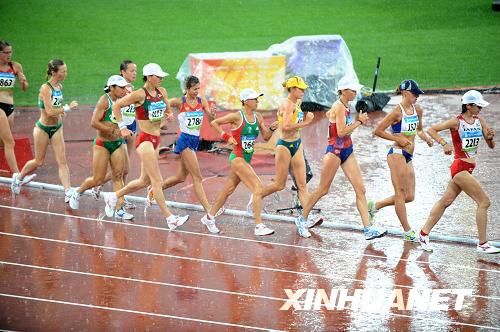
[91,60,137,210]
[0,41,30,178]
[146,76,216,216]
[69,75,132,220]
[419,90,499,254]
[368,79,433,241]
[297,76,387,240]
[257,76,317,237]
[11,59,78,202]
[200,88,277,235]
[103,63,188,229]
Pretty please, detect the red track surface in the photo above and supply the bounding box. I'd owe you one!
[1,94,499,330]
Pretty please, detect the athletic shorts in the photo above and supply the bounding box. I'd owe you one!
[136,131,160,150]
[94,137,123,155]
[387,147,413,163]
[174,132,200,154]
[276,138,301,157]
[450,159,475,178]
[36,120,62,139]
[326,144,353,164]
[0,102,14,117]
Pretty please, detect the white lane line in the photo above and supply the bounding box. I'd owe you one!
[1,231,499,301]
[0,293,277,331]
[1,204,498,275]
[1,288,498,331]
[1,260,285,302]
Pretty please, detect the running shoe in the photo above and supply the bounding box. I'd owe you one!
[123,198,136,209]
[418,232,433,252]
[21,173,36,185]
[103,192,118,217]
[403,229,419,242]
[10,173,21,195]
[201,214,220,234]
[246,194,253,216]
[364,225,387,240]
[64,188,74,203]
[214,206,225,217]
[115,207,134,221]
[477,242,500,254]
[166,214,189,230]
[254,223,275,236]
[91,186,102,200]
[294,216,311,238]
[146,185,156,207]
[367,200,377,224]
[69,190,81,210]
[306,214,324,229]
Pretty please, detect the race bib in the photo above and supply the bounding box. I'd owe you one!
[461,130,482,153]
[402,115,419,136]
[186,111,203,130]
[295,111,304,124]
[52,90,63,108]
[242,135,256,153]
[0,72,15,89]
[147,101,166,122]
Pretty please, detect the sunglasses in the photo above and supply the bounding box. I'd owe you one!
[472,104,482,109]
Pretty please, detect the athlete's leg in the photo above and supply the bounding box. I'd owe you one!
[302,153,340,219]
[452,172,491,244]
[109,144,126,209]
[50,128,71,191]
[421,180,461,234]
[134,142,173,217]
[162,153,189,189]
[180,149,211,213]
[76,145,110,194]
[232,158,264,224]
[19,127,49,178]
[0,110,18,172]
[375,161,416,210]
[209,171,241,217]
[341,153,371,227]
[290,145,309,209]
[261,145,291,198]
[383,154,411,231]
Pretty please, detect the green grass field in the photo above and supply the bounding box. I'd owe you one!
[3,0,499,106]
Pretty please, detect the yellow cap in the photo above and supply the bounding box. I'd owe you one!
[282,76,309,90]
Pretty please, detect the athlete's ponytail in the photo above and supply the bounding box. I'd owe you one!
[46,59,65,80]
[395,85,402,95]
[120,60,134,75]
[0,40,10,52]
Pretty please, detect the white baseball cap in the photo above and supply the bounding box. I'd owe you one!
[106,75,128,87]
[462,90,489,107]
[240,88,263,101]
[143,63,169,77]
[337,76,363,92]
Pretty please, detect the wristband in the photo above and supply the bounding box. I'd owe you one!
[440,140,447,146]
[118,121,127,130]
[356,119,362,125]
[222,132,231,142]
[269,127,276,132]
[63,104,71,113]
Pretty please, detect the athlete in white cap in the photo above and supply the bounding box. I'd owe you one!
[69,75,133,220]
[419,90,499,254]
[103,63,189,229]
[201,88,277,235]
